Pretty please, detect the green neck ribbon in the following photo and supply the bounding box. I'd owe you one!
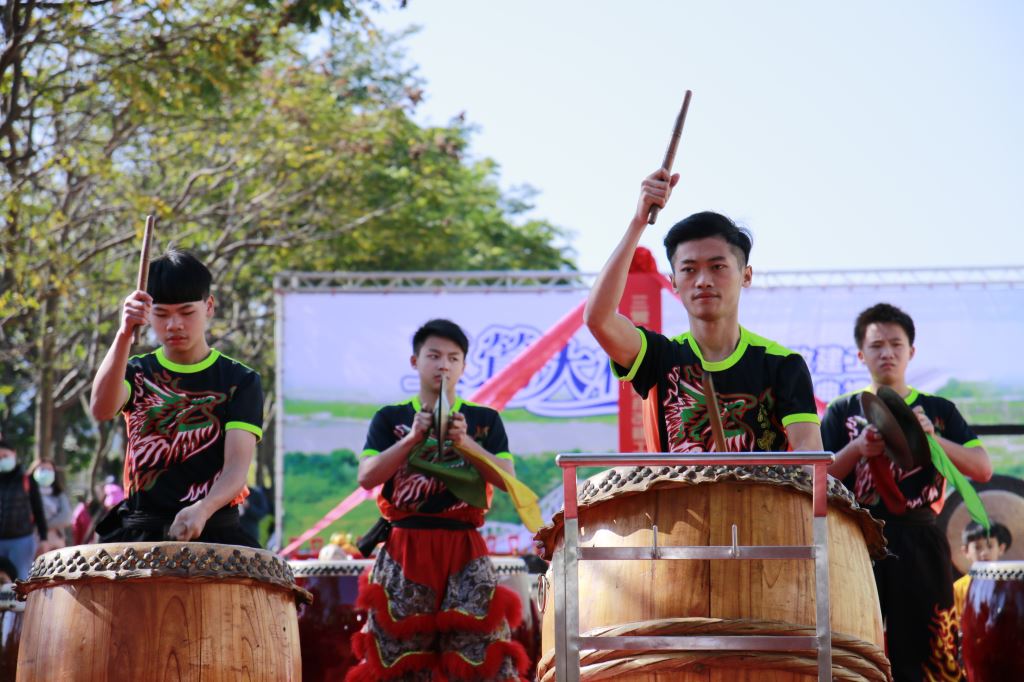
[927,434,989,531]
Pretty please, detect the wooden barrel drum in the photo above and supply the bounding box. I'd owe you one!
[534,465,891,681]
[15,542,309,681]
[961,561,1024,682]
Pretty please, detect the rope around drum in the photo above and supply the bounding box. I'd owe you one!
[537,617,891,682]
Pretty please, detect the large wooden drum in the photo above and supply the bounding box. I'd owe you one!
[961,561,1024,682]
[15,542,309,681]
[534,465,891,681]
[0,584,23,682]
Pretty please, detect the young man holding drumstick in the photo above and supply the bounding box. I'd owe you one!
[586,168,822,454]
[89,249,263,547]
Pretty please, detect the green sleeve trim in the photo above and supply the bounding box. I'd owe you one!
[610,327,647,382]
[494,451,514,461]
[225,421,263,440]
[119,379,132,412]
[963,439,983,449]
[360,448,380,459]
[742,327,797,358]
[782,413,821,427]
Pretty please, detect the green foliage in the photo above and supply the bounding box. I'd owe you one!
[0,2,575,481]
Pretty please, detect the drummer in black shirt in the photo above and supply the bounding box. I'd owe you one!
[585,168,822,453]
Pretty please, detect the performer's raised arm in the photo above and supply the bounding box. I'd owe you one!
[585,168,678,369]
[90,290,150,421]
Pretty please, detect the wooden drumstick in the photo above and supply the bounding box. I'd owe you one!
[701,371,729,452]
[648,89,692,225]
[134,215,155,345]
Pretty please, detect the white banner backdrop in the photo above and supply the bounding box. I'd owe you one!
[276,278,1024,544]
[282,283,1024,455]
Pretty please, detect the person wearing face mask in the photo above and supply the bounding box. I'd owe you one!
[26,461,72,554]
[0,440,47,580]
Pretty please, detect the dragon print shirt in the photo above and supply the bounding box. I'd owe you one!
[821,387,981,518]
[120,348,264,514]
[361,396,513,527]
[612,326,819,453]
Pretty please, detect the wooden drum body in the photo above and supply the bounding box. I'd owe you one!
[0,584,23,682]
[961,561,1024,682]
[534,465,890,682]
[15,542,308,682]
[289,559,372,681]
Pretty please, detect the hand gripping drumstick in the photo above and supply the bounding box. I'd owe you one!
[648,89,693,225]
[701,371,729,452]
[134,215,156,345]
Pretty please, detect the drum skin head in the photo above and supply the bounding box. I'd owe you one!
[938,474,1024,576]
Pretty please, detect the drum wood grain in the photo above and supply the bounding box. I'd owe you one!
[541,480,885,681]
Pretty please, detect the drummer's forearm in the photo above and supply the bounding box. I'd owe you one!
[827,443,861,479]
[357,436,417,489]
[939,440,992,482]
[584,220,647,366]
[198,430,255,515]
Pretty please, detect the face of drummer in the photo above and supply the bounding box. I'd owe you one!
[670,237,752,322]
[857,322,915,387]
[150,296,215,361]
[411,335,465,395]
[964,536,1007,564]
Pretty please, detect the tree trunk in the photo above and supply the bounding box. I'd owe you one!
[33,293,57,463]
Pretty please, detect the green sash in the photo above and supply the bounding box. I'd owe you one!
[927,434,989,531]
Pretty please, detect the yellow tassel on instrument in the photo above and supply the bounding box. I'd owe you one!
[455,445,544,533]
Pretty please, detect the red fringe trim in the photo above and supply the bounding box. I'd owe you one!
[345,631,439,681]
[435,585,522,634]
[440,639,531,682]
[355,571,439,638]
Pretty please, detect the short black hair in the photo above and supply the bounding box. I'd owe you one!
[854,303,916,349]
[147,248,212,304]
[0,439,14,453]
[412,319,469,356]
[663,211,753,268]
[963,520,1013,549]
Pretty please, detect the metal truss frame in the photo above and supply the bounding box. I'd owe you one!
[274,266,1024,292]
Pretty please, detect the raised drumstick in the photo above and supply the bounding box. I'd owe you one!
[133,215,155,345]
[648,89,692,225]
[701,371,729,452]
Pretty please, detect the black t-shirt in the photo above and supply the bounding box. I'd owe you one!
[612,326,819,452]
[361,395,512,526]
[121,347,263,514]
[820,387,981,515]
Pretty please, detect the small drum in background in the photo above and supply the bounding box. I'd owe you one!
[0,584,23,682]
[491,556,542,680]
[16,542,309,681]
[289,559,373,682]
[961,561,1024,682]
[289,555,543,681]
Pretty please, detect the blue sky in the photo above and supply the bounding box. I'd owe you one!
[368,1,1024,273]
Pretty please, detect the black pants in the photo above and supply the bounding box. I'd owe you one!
[875,516,961,681]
